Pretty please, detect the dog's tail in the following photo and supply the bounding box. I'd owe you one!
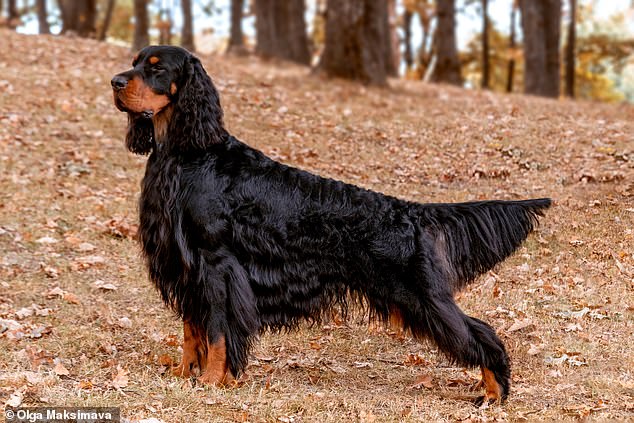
[420,198,551,292]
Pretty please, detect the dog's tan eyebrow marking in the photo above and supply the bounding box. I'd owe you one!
[149,56,160,65]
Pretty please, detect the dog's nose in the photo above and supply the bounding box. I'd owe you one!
[111,75,128,91]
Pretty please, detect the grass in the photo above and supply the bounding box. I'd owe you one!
[0,30,633,422]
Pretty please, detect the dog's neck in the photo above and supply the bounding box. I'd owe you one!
[152,105,174,147]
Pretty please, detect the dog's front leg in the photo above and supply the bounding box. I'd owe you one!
[172,321,206,378]
[198,334,235,386]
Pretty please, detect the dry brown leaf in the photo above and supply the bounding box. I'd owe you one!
[53,362,70,376]
[78,380,94,390]
[62,292,81,305]
[410,374,434,389]
[111,366,129,389]
[507,318,533,333]
[158,354,174,367]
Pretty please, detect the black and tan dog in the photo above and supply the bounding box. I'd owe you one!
[112,45,550,405]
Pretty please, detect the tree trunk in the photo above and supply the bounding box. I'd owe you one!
[403,9,413,70]
[59,0,97,37]
[481,0,490,89]
[157,6,172,45]
[8,0,19,28]
[36,0,50,34]
[59,0,77,33]
[77,0,97,37]
[519,0,561,97]
[227,0,247,54]
[431,0,462,85]
[564,0,576,97]
[98,0,116,41]
[417,5,434,80]
[506,1,517,93]
[181,0,195,52]
[132,0,149,51]
[255,0,310,65]
[320,0,388,85]
[385,0,398,76]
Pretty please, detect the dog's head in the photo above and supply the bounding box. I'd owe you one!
[112,46,225,155]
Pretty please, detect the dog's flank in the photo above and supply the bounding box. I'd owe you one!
[112,46,550,404]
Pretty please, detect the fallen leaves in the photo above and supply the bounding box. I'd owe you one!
[111,366,129,389]
[545,352,588,367]
[53,361,70,377]
[45,287,81,305]
[0,28,633,422]
[409,374,434,390]
[93,280,118,291]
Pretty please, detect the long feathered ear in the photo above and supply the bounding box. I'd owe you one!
[168,55,226,152]
[125,115,155,155]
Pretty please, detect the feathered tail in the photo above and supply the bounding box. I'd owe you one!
[421,198,551,292]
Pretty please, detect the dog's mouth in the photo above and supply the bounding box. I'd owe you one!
[112,77,171,118]
[113,92,160,117]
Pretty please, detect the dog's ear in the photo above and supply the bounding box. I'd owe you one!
[125,115,155,155]
[168,55,226,151]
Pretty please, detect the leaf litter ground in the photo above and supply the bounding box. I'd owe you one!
[0,31,633,422]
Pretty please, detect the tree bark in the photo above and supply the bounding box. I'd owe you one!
[181,0,195,52]
[132,0,149,51]
[59,0,97,37]
[481,0,490,89]
[385,0,398,76]
[98,0,116,41]
[320,0,388,85]
[227,0,246,54]
[36,0,50,34]
[506,1,517,93]
[519,0,562,97]
[564,0,576,97]
[255,0,310,65]
[8,0,19,28]
[431,0,462,85]
[77,0,97,37]
[403,9,413,70]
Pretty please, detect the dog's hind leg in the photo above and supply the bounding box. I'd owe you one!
[421,294,510,405]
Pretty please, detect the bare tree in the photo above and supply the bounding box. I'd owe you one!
[506,0,518,93]
[132,0,149,51]
[59,0,97,37]
[8,0,19,28]
[98,0,116,41]
[36,0,50,34]
[157,6,173,45]
[564,0,576,97]
[519,0,562,97]
[181,0,195,52]
[431,0,462,85]
[78,0,97,37]
[403,9,414,70]
[227,0,246,54]
[255,0,310,65]
[481,0,489,89]
[385,0,399,76]
[320,0,389,85]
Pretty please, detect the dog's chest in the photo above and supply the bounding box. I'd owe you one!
[137,153,184,276]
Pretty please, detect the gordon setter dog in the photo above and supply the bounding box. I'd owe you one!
[111,45,550,404]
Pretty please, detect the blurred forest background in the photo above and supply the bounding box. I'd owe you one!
[1,0,633,102]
